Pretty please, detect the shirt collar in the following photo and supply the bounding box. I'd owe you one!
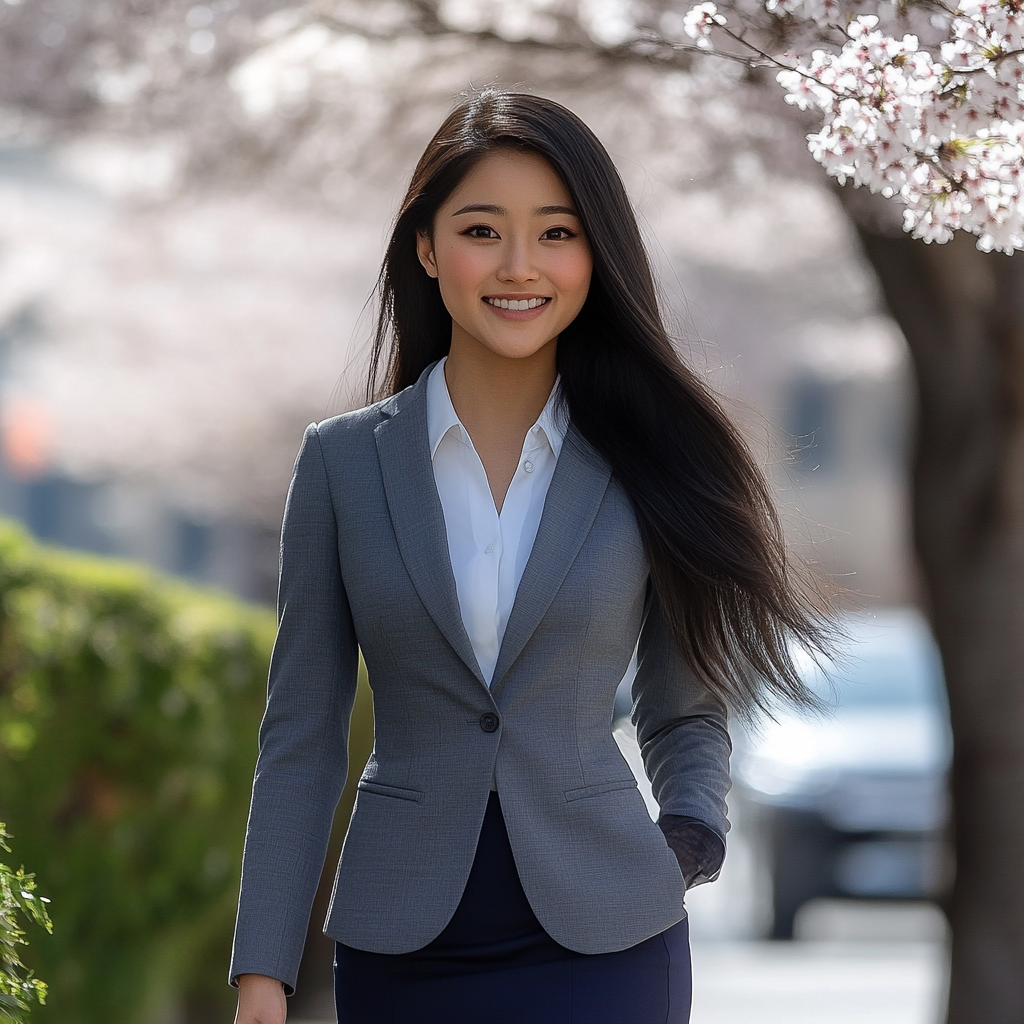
[426,357,567,461]
[426,358,464,459]
[530,376,568,459]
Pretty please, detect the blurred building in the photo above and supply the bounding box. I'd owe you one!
[0,456,278,601]
[0,394,279,602]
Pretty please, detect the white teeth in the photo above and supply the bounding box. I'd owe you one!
[487,297,548,310]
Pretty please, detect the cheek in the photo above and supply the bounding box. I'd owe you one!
[553,251,593,302]
[437,245,491,297]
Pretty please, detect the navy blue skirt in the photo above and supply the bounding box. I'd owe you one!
[334,792,691,1024]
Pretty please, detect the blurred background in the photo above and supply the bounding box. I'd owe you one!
[0,1,956,1022]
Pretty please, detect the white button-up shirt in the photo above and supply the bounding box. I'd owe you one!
[427,357,567,686]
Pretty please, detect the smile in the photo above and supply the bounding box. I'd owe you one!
[484,297,550,311]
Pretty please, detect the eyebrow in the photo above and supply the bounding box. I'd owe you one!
[451,203,580,217]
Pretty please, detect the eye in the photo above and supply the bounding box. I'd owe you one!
[542,227,577,241]
[463,225,499,239]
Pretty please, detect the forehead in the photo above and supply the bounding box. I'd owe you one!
[445,149,574,209]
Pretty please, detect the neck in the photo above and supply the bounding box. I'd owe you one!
[443,330,558,449]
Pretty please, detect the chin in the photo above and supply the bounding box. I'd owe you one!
[482,326,560,356]
[486,340,555,361]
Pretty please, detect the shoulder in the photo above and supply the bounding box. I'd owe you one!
[311,386,411,451]
[299,375,429,490]
[295,362,434,479]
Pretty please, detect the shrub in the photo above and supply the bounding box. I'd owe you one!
[0,518,278,1021]
[0,520,334,1022]
[0,823,51,1023]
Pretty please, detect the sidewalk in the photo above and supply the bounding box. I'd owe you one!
[294,936,946,1024]
[691,938,947,1024]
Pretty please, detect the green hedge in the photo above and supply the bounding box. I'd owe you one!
[0,521,372,1023]
[0,822,52,1022]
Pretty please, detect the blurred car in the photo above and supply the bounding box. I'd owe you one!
[732,608,952,938]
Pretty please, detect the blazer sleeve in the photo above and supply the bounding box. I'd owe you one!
[632,585,732,844]
[229,423,359,994]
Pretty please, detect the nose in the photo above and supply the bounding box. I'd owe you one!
[497,235,540,284]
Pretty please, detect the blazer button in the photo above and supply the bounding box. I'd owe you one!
[479,712,499,733]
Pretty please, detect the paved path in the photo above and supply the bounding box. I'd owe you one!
[295,939,946,1024]
[691,940,946,1024]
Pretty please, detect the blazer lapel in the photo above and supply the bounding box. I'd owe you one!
[490,425,612,693]
[374,378,487,689]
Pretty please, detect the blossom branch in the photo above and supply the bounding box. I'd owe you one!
[681,0,1024,252]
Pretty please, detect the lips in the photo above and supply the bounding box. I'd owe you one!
[484,296,550,311]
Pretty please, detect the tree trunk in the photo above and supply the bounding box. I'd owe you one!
[854,223,1024,1023]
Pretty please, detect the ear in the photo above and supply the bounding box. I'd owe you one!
[416,231,439,279]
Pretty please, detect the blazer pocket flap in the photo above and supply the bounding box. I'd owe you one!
[564,778,638,802]
[356,779,424,802]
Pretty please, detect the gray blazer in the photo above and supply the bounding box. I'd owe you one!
[229,364,732,992]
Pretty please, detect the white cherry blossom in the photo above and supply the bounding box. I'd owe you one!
[683,0,1024,252]
[683,2,728,48]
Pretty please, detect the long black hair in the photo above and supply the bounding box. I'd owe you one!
[369,89,834,717]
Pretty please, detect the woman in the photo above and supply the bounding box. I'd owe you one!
[231,91,829,1024]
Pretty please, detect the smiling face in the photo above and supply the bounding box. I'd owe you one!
[416,148,593,365]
